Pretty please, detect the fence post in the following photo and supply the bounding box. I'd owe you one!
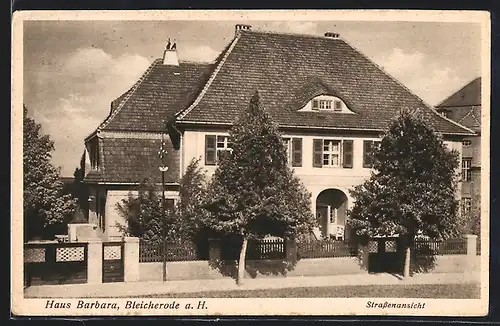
[124,237,140,282]
[466,234,477,272]
[208,238,221,262]
[87,239,103,284]
[285,239,297,265]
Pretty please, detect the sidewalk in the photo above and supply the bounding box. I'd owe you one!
[24,271,480,298]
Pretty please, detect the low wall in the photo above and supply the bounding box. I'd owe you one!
[432,255,480,273]
[139,257,366,281]
[139,255,480,282]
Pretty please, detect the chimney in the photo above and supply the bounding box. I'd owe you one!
[162,38,179,66]
[324,32,340,39]
[235,24,252,36]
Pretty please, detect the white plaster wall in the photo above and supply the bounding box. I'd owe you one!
[104,189,179,241]
[183,129,379,212]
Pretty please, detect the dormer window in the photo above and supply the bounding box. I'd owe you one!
[300,95,354,114]
[88,139,100,170]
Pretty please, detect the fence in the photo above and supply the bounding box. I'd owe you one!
[247,239,286,260]
[24,242,88,286]
[413,238,467,255]
[139,240,203,262]
[297,239,357,259]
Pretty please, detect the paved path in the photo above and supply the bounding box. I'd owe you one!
[24,271,480,298]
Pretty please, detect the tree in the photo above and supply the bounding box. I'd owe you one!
[115,178,177,244]
[23,106,78,240]
[175,157,209,239]
[347,110,462,277]
[203,91,316,285]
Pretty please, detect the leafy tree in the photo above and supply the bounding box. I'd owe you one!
[203,91,316,285]
[23,106,78,240]
[175,157,209,238]
[173,157,215,258]
[347,110,462,277]
[115,178,177,244]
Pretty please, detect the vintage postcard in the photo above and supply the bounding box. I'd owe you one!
[11,10,490,317]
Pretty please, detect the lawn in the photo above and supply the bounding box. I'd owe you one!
[139,283,479,299]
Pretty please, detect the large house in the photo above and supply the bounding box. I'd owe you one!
[436,77,482,219]
[82,25,475,241]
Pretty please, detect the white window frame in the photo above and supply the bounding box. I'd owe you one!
[462,157,472,181]
[322,139,341,167]
[215,135,231,163]
[329,207,337,224]
[282,138,292,166]
[462,139,472,147]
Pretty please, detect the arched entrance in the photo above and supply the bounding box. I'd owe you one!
[316,189,348,239]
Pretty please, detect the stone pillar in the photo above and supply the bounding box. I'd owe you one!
[87,239,103,284]
[466,234,478,272]
[124,237,140,282]
[285,239,297,265]
[208,238,221,262]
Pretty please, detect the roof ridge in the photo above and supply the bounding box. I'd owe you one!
[97,59,160,132]
[176,33,242,120]
[241,29,344,42]
[344,40,476,135]
[436,76,481,107]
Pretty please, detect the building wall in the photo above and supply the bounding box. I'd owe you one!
[182,128,463,220]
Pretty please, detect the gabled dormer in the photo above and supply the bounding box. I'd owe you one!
[298,94,355,114]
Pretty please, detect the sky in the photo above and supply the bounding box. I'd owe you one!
[23,19,482,177]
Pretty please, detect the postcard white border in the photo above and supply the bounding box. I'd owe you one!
[11,9,491,317]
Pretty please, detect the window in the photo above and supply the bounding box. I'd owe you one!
[283,137,302,167]
[205,135,231,165]
[90,141,100,170]
[461,197,472,216]
[462,139,472,147]
[329,208,337,224]
[323,140,341,166]
[313,139,353,168]
[363,140,381,168]
[462,157,472,181]
[313,99,333,110]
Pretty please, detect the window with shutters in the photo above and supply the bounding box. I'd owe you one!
[303,95,354,113]
[312,139,353,168]
[363,140,381,168]
[283,137,303,167]
[205,135,232,166]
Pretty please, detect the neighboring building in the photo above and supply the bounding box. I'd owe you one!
[436,77,482,219]
[82,25,475,241]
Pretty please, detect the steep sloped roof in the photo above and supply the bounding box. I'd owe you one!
[437,77,481,108]
[176,30,474,136]
[97,60,213,132]
[84,137,180,184]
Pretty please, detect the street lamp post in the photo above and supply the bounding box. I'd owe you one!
[158,133,169,282]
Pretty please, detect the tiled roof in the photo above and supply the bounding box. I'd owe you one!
[177,30,474,136]
[98,60,213,132]
[436,77,481,108]
[84,137,180,184]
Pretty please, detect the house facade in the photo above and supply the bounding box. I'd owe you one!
[82,25,475,241]
[436,78,482,220]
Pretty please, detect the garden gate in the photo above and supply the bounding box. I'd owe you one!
[102,242,124,283]
[367,237,401,273]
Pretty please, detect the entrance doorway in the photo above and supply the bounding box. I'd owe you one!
[316,189,348,239]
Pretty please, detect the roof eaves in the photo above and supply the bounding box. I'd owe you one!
[344,40,475,136]
[97,59,160,132]
[175,33,242,121]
